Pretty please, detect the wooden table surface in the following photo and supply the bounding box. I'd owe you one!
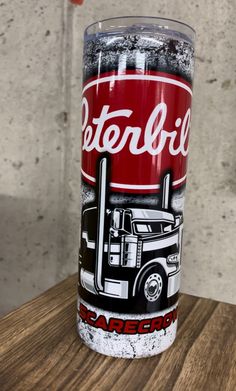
[0,275,235,391]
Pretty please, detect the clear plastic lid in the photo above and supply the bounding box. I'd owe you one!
[85,16,195,45]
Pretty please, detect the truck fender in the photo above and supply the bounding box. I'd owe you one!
[132,258,167,297]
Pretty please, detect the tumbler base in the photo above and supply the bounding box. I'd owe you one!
[77,299,178,359]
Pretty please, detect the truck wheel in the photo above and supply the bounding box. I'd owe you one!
[137,265,168,312]
[144,272,163,302]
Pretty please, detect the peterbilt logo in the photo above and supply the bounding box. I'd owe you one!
[81,71,192,193]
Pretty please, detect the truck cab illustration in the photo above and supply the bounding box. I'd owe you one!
[79,158,182,311]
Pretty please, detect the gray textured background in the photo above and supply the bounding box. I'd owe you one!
[0,0,235,315]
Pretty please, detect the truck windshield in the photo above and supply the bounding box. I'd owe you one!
[134,221,173,234]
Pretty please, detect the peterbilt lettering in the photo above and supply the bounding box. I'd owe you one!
[82,98,190,157]
[78,157,183,313]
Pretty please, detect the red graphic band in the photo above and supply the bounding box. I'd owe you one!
[82,70,192,193]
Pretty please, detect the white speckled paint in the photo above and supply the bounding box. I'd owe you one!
[77,298,177,358]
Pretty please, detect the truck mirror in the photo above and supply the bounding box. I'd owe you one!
[112,210,121,229]
[175,217,181,227]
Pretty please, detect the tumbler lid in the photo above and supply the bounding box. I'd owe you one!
[85,16,195,45]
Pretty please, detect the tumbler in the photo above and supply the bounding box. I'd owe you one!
[77,16,195,358]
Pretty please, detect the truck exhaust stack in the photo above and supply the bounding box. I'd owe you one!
[162,174,170,210]
[95,157,107,292]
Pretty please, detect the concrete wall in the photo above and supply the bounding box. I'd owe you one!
[0,0,235,315]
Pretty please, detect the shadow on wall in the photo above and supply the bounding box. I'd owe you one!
[0,194,60,316]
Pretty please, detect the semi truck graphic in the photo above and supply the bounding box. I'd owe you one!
[79,157,182,312]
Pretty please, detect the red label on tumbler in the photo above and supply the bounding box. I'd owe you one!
[82,71,192,193]
[77,17,195,358]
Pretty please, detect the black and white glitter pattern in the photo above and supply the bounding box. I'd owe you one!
[81,182,185,213]
[84,28,194,83]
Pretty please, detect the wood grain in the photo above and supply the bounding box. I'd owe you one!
[0,274,235,391]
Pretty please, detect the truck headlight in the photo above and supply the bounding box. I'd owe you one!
[167,253,179,265]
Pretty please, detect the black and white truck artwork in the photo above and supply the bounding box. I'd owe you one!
[78,157,183,314]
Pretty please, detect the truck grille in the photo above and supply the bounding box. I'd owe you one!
[137,241,142,268]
